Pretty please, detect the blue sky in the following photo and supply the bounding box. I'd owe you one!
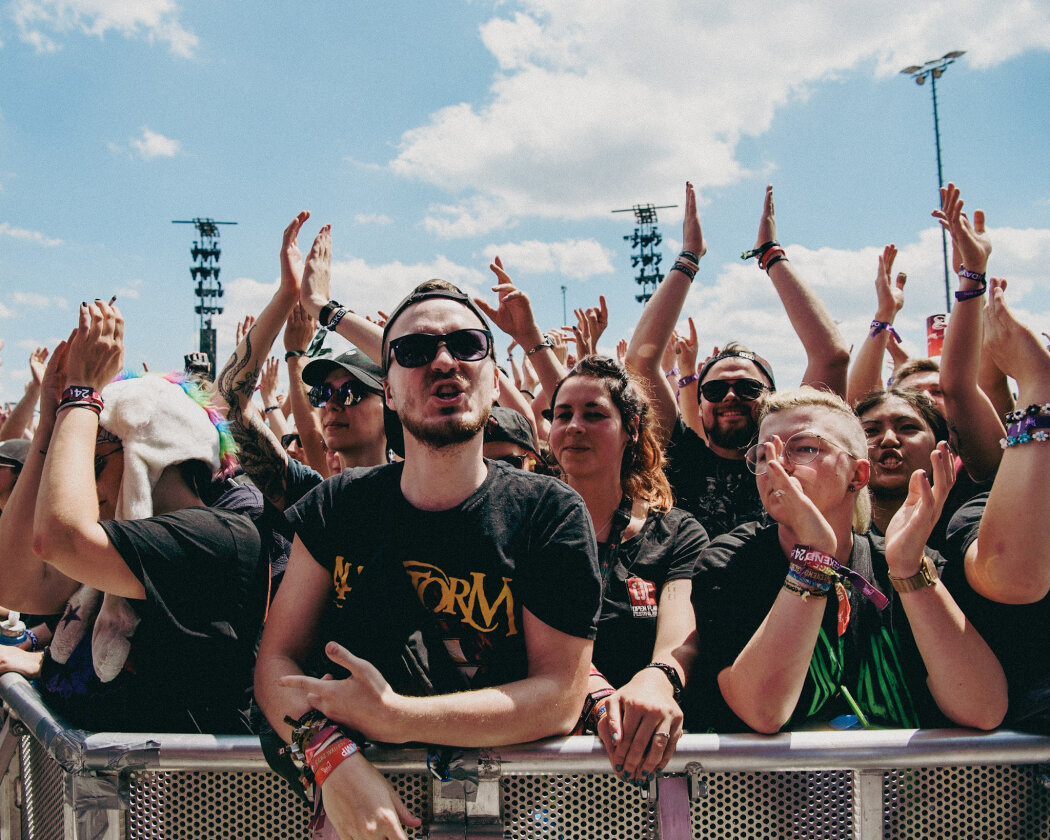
[1,0,1049,404]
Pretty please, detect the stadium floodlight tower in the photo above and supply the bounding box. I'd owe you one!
[172,217,237,377]
[900,50,965,313]
[613,203,676,303]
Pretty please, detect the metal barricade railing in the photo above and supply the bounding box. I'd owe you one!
[3,672,1049,839]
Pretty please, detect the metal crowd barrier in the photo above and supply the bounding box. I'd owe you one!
[2,672,1049,839]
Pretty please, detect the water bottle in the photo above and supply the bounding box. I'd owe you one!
[0,611,28,647]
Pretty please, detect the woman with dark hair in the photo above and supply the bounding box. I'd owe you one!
[547,356,707,785]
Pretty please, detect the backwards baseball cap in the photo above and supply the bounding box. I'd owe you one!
[302,349,384,394]
[0,438,30,469]
[380,280,492,374]
[484,406,539,456]
[698,349,776,391]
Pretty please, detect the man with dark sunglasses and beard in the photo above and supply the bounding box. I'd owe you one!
[626,182,849,538]
[255,279,600,840]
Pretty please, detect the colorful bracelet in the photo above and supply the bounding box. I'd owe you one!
[955,268,987,302]
[790,544,889,609]
[870,320,902,343]
[1004,403,1050,423]
[25,629,38,652]
[678,373,700,388]
[664,367,680,378]
[760,247,788,271]
[310,738,359,787]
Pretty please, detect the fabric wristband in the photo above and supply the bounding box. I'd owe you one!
[678,373,700,388]
[870,320,902,343]
[955,268,987,302]
[791,545,889,610]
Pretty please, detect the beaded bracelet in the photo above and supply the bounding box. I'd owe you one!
[782,577,830,600]
[955,268,987,302]
[1000,412,1050,448]
[1004,403,1050,423]
[678,373,700,388]
[870,320,902,343]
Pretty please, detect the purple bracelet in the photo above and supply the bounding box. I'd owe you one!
[955,268,987,301]
[870,320,902,343]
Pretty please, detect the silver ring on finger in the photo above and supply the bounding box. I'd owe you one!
[772,489,785,497]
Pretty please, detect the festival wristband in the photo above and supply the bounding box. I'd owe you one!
[870,320,902,343]
[310,738,360,787]
[791,545,889,610]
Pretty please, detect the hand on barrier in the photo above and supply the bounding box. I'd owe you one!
[597,667,683,784]
[318,751,421,840]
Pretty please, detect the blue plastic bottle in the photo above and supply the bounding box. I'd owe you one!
[0,611,28,647]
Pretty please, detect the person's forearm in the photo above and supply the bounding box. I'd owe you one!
[255,650,316,741]
[766,261,850,397]
[718,590,824,734]
[330,315,383,365]
[625,269,692,441]
[0,414,72,613]
[939,291,1003,481]
[286,356,330,477]
[899,583,1007,729]
[649,581,698,687]
[228,408,293,510]
[968,356,1050,603]
[847,329,891,405]
[0,382,40,441]
[262,396,291,439]
[375,669,590,746]
[496,371,541,445]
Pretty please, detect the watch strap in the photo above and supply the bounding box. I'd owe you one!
[889,555,939,593]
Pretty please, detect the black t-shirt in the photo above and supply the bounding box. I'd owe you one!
[38,507,264,733]
[593,508,707,688]
[285,459,601,690]
[285,456,324,508]
[687,522,949,732]
[664,417,771,539]
[940,493,1050,732]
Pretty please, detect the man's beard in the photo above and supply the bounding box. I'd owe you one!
[706,413,759,451]
[400,402,491,450]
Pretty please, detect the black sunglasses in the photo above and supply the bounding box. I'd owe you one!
[308,380,371,409]
[388,329,493,369]
[699,377,767,403]
[280,433,301,448]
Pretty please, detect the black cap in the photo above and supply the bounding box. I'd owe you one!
[302,349,384,393]
[698,350,776,391]
[0,438,31,469]
[484,407,538,455]
[380,282,491,373]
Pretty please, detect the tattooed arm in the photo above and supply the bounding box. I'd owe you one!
[216,212,309,510]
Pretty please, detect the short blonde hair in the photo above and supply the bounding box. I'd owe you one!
[758,387,871,532]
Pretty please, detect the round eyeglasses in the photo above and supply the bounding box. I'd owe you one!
[745,431,858,475]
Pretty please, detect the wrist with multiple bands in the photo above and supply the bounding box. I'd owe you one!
[58,385,103,416]
[955,267,987,302]
[526,336,555,356]
[1001,403,1050,448]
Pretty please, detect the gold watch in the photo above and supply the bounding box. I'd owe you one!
[889,555,939,593]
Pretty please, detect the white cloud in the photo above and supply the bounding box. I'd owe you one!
[0,222,62,246]
[0,302,13,318]
[483,238,615,279]
[129,127,180,160]
[12,292,69,309]
[353,213,393,226]
[10,0,198,57]
[390,1,1050,229]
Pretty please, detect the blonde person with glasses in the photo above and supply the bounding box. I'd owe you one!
[686,387,1006,735]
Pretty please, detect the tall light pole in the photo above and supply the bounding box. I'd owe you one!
[900,50,965,313]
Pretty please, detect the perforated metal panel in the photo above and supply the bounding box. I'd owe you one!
[501,773,658,839]
[883,764,1050,840]
[123,769,430,840]
[19,735,65,840]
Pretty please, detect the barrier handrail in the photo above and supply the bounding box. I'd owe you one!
[4,673,1049,776]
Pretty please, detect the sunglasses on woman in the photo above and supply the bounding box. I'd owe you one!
[699,377,767,403]
[387,329,493,369]
[308,380,371,409]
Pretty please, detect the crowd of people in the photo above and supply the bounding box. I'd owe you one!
[0,180,1046,839]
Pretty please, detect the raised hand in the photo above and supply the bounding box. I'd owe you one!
[754,184,777,250]
[28,346,49,387]
[235,315,255,347]
[874,245,906,321]
[283,302,316,354]
[548,330,570,366]
[280,211,310,295]
[675,318,699,378]
[40,337,72,417]
[932,183,991,276]
[301,224,333,320]
[475,257,541,345]
[884,441,955,578]
[616,338,628,365]
[982,277,1048,385]
[682,181,707,261]
[259,357,280,405]
[759,437,837,555]
[65,300,124,393]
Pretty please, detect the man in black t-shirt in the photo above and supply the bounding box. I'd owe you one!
[255,280,600,840]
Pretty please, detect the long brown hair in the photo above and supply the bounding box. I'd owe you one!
[549,356,673,513]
